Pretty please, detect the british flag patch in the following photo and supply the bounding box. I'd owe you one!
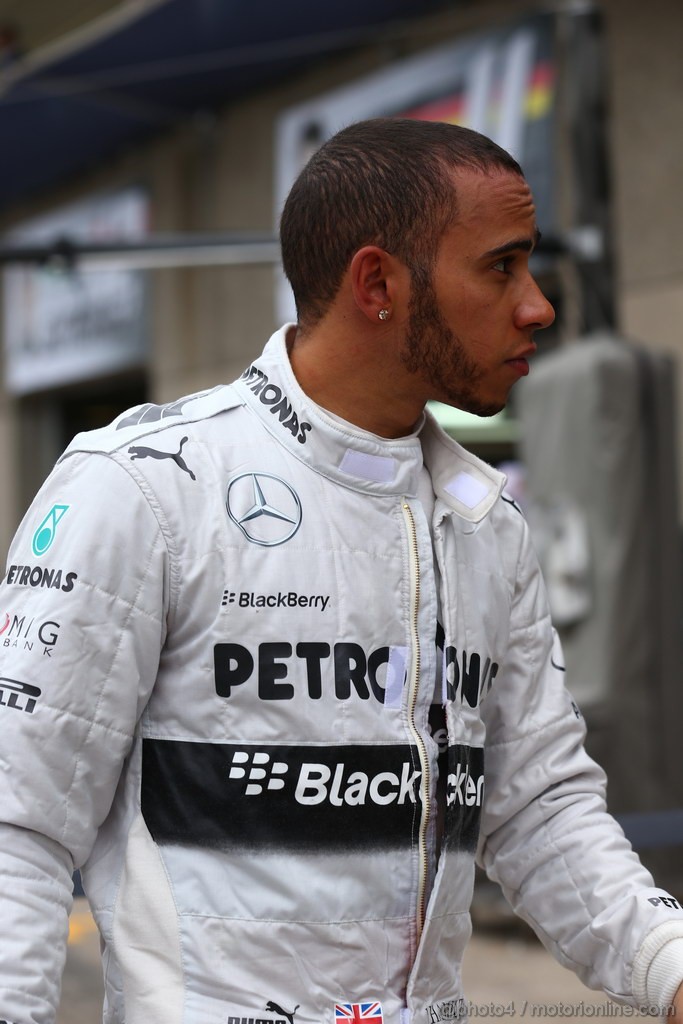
[335,1002,383,1024]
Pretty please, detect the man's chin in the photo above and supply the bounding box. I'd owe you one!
[470,402,507,418]
[437,396,507,418]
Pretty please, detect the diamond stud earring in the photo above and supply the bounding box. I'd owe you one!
[378,308,391,321]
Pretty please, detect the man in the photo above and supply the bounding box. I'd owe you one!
[1,118,682,1024]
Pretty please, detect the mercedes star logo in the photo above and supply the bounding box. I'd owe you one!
[226,472,302,547]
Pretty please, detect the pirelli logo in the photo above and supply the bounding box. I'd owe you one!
[0,677,41,714]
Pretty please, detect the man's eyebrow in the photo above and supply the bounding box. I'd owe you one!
[481,228,542,259]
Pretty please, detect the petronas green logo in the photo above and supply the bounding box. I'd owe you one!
[32,504,70,557]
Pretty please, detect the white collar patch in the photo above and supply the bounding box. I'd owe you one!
[444,470,490,509]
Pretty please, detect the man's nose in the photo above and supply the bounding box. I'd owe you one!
[516,276,556,331]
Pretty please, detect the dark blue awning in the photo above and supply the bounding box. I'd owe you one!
[1,0,445,214]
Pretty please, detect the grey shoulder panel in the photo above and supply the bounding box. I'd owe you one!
[61,385,243,459]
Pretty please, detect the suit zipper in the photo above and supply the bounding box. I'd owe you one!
[401,498,431,944]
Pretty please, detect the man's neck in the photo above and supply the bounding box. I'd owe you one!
[286,322,427,440]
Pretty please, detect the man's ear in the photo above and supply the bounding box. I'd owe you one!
[349,246,406,324]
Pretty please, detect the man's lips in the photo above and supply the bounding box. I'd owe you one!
[506,357,530,376]
[506,346,537,376]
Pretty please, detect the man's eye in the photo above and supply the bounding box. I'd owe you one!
[493,258,512,273]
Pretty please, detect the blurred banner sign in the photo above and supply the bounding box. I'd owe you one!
[275,14,555,322]
[2,187,149,395]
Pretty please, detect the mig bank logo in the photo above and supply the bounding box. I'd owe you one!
[226,473,302,547]
[0,612,61,657]
[32,504,69,557]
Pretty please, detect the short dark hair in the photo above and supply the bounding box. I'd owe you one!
[279,117,523,328]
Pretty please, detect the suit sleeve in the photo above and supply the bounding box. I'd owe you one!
[478,514,683,1009]
[0,450,170,1024]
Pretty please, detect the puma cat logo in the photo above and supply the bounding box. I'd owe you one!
[264,1001,299,1024]
[128,436,196,480]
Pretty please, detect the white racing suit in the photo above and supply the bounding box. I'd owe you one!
[1,326,683,1024]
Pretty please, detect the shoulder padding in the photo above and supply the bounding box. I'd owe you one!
[61,385,244,458]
